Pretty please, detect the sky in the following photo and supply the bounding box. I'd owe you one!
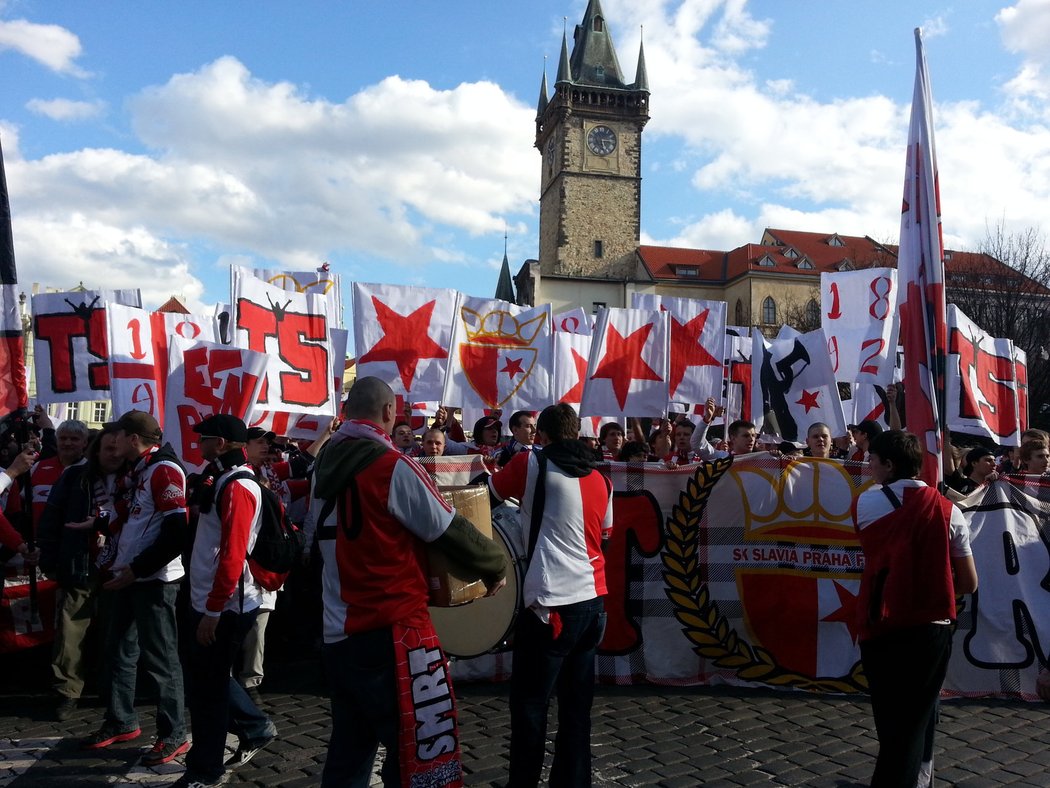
[2,0,1050,329]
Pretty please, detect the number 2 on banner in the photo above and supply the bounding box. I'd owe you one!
[860,338,886,375]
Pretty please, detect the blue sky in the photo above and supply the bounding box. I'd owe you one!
[2,0,1049,329]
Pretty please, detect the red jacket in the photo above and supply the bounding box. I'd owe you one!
[853,484,956,641]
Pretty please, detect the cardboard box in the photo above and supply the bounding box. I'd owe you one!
[428,485,493,607]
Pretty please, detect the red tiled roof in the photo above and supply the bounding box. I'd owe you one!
[156,296,190,314]
[636,245,723,280]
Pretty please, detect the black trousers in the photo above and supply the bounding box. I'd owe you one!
[860,623,952,788]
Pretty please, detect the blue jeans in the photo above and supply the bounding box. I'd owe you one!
[103,581,185,741]
[321,628,400,788]
[185,607,275,781]
[509,597,606,788]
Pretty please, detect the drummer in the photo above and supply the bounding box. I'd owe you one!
[488,403,613,787]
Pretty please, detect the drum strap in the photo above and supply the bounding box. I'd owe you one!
[525,453,548,566]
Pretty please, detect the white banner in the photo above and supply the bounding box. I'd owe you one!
[821,268,898,384]
[632,294,726,407]
[352,282,458,402]
[248,265,343,328]
[946,304,1021,446]
[752,329,846,441]
[232,273,335,417]
[31,290,140,405]
[581,307,668,418]
[443,297,552,412]
[164,337,267,472]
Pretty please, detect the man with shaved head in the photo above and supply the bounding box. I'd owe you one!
[310,377,506,786]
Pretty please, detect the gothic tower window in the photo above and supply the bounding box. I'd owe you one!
[594,240,604,258]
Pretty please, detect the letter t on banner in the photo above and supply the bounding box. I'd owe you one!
[896,28,948,486]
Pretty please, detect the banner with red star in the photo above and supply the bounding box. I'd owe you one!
[632,294,725,408]
[353,282,459,402]
[820,268,899,385]
[442,296,552,412]
[552,308,592,407]
[751,329,845,442]
[581,307,668,417]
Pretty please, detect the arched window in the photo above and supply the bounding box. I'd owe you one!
[762,296,777,325]
[735,299,745,325]
[805,299,820,326]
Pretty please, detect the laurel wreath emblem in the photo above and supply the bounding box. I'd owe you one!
[661,458,868,693]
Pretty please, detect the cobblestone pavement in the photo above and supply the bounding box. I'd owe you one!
[3,650,1050,787]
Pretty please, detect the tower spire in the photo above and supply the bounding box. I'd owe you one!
[537,56,549,116]
[556,22,571,85]
[635,27,649,92]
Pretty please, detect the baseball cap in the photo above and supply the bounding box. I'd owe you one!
[108,410,162,443]
[849,420,884,440]
[246,427,276,442]
[193,414,249,443]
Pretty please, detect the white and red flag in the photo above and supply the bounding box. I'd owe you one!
[443,296,552,412]
[946,305,1021,446]
[896,28,948,485]
[32,289,141,406]
[752,330,845,442]
[552,307,592,407]
[107,305,221,421]
[246,264,343,328]
[164,336,267,472]
[581,307,668,418]
[821,268,898,385]
[232,273,335,417]
[724,332,753,424]
[352,282,458,403]
[632,294,726,407]
[0,137,26,417]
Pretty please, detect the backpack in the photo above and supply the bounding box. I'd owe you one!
[217,469,305,592]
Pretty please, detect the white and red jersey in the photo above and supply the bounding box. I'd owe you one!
[113,446,187,582]
[314,428,455,644]
[489,450,613,611]
[189,461,264,616]
[664,449,701,466]
[29,456,77,528]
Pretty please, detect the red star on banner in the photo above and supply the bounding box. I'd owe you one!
[796,388,820,413]
[668,309,720,398]
[358,296,447,391]
[501,357,524,378]
[820,581,862,645]
[560,348,589,404]
[591,323,662,410]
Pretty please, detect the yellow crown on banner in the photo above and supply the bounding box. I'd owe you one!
[729,458,874,546]
[461,307,546,347]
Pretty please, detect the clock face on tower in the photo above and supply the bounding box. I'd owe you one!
[586,125,617,156]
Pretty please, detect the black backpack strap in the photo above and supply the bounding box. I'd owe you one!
[881,484,902,510]
[525,453,547,566]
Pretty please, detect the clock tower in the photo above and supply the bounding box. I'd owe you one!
[536,0,650,278]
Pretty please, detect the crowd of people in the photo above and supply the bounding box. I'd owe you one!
[0,376,1046,787]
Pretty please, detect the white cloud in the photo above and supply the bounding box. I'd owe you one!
[920,16,950,39]
[605,0,1050,255]
[998,0,1050,105]
[0,18,88,76]
[26,97,105,121]
[7,57,539,306]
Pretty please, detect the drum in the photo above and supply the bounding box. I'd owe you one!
[430,503,525,658]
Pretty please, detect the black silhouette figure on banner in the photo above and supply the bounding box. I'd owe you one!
[759,338,811,442]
